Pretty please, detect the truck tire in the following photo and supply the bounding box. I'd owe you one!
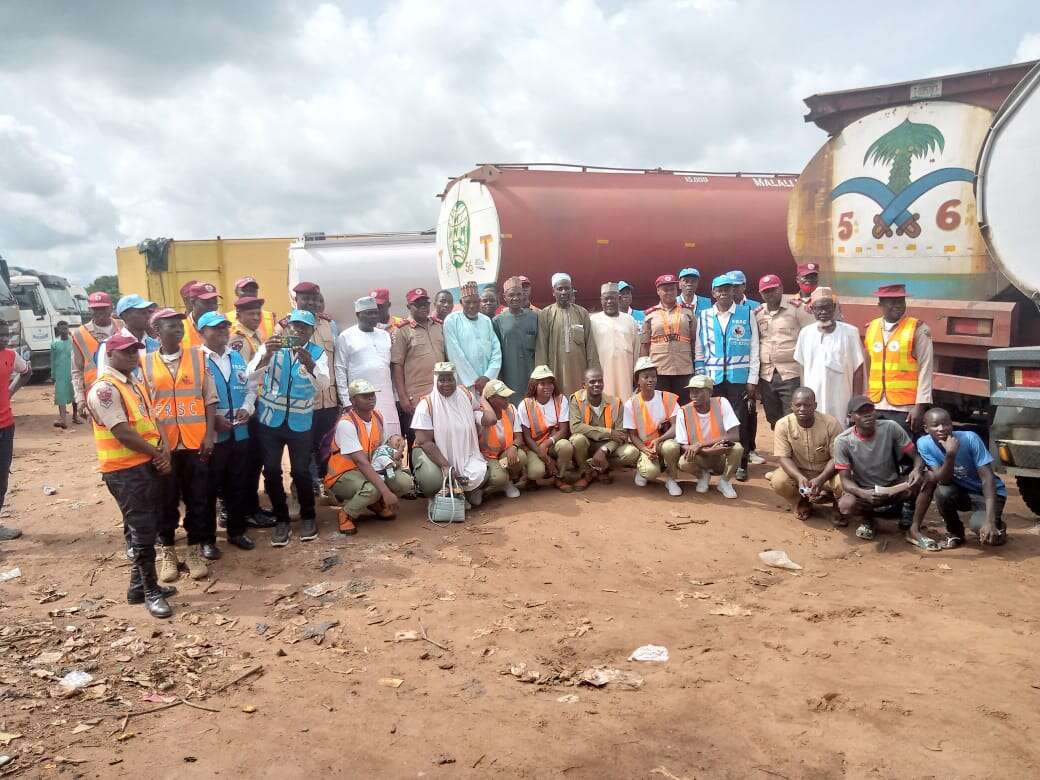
[1017,477,1040,517]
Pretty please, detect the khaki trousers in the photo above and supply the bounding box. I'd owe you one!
[678,443,744,482]
[330,468,415,519]
[637,439,682,480]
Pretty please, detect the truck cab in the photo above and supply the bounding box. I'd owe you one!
[11,275,57,377]
[0,265,30,396]
[70,284,91,321]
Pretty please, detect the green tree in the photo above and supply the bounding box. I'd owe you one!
[863,119,945,194]
[87,275,120,298]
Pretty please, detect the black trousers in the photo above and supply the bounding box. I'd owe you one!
[259,422,315,522]
[103,463,161,571]
[934,484,1007,538]
[398,404,415,447]
[242,418,265,516]
[876,408,912,434]
[207,438,250,539]
[759,372,801,428]
[713,380,751,469]
[158,449,210,546]
[308,407,340,490]
[0,424,12,515]
[657,374,692,405]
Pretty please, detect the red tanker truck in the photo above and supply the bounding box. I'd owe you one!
[434,163,798,311]
[788,60,1040,419]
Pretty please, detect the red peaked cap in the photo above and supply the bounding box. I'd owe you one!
[875,283,907,298]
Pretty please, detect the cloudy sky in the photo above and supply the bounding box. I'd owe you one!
[2,0,1038,284]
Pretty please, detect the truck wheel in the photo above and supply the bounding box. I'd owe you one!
[1017,477,1040,517]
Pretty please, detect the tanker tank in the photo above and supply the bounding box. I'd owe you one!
[435,164,798,310]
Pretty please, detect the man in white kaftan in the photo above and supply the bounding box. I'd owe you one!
[334,297,401,438]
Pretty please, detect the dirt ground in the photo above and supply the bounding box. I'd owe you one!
[2,383,1040,779]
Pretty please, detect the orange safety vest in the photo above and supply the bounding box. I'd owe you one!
[71,326,102,388]
[482,408,515,459]
[680,398,725,444]
[91,373,163,473]
[142,348,208,450]
[324,409,384,488]
[649,305,692,344]
[632,390,678,445]
[180,318,204,351]
[865,317,920,407]
[522,395,563,445]
[226,309,276,341]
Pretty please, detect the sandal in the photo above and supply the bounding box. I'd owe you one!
[855,523,875,541]
[937,535,963,550]
[572,476,592,492]
[905,533,939,551]
[554,479,574,493]
[794,499,813,522]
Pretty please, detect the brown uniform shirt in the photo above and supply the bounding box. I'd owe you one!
[641,303,696,376]
[228,322,261,364]
[755,303,815,382]
[773,411,843,477]
[390,318,446,403]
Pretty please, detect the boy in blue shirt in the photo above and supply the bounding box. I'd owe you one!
[910,407,1007,549]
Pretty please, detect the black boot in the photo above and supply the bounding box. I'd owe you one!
[136,547,173,619]
[126,563,177,604]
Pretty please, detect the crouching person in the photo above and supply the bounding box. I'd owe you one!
[675,375,743,499]
[625,357,682,496]
[412,363,499,506]
[569,367,638,487]
[87,334,176,618]
[909,407,1007,550]
[518,365,578,492]
[325,379,414,536]
[769,386,843,521]
[479,379,527,499]
[834,395,924,541]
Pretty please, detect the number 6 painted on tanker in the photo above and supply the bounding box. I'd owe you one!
[837,211,854,240]
[936,199,961,231]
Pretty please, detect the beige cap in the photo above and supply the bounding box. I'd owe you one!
[686,374,714,390]
[810,286,836,303]
[600,282,619,294]
[347,378,378,396]
[632,356,656,376]
[433,361,455,374]
[481,379,514,399]
[529,364,556,381]
[503,276,523,293]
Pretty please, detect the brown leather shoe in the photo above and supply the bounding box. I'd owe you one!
[337,510,358,535]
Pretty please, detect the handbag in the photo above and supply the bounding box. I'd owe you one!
[428,467,466,525]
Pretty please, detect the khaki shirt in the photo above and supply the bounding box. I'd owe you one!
[568,390,624,442]
[773,411,843,477]
[229,322,261,364]
[390,318,445,403]
[641,304,696,375]
[755,303,814,382]
[87,367,147,429]
[71,318,122,404]
[276,315,339,409]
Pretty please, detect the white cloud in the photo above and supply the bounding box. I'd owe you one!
[1017,32,1040,62]
[0,1,1036,284]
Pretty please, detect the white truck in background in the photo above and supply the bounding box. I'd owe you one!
[9,269,82,379]
[978,62,1040,514]
[0,256,30,395]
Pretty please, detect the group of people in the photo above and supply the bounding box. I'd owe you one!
[0,264,1008,622]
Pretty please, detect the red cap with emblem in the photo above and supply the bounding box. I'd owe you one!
[87,291,112,308]
[149,308,186,326]
[406,288,429,304]
[179,279,199,297]
[758,274,782,292]
[369,288,390,304]
[875,283,907,298]
[655,274,679,287]
[189,282,220,300]
[234,295,265,309]
[106,333,145,352]
[234,276,258,290]
[796,262,819,276]
[292,281,320,294]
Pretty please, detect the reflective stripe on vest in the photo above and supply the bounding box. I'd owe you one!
[208,350,250,444]
[482,409,515,459]
[523,396,562,444]
[865,317,919,407]
[91,374,162,473]
[257,342,324,432]
[143,348,207,450]
[71,326,102,388]
[324,409,384,488]
[681,398,724,444]
[634,391,677,445]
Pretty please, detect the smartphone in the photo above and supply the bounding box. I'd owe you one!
[283,334,298,350]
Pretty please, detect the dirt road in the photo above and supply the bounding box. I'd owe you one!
[2,384,1039,778]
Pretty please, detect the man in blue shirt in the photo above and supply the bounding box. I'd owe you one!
[910,407,1007,549]
[677,268,712,314]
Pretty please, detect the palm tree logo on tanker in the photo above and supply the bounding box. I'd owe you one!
[447,201,471,270]
[830,119,975,240]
